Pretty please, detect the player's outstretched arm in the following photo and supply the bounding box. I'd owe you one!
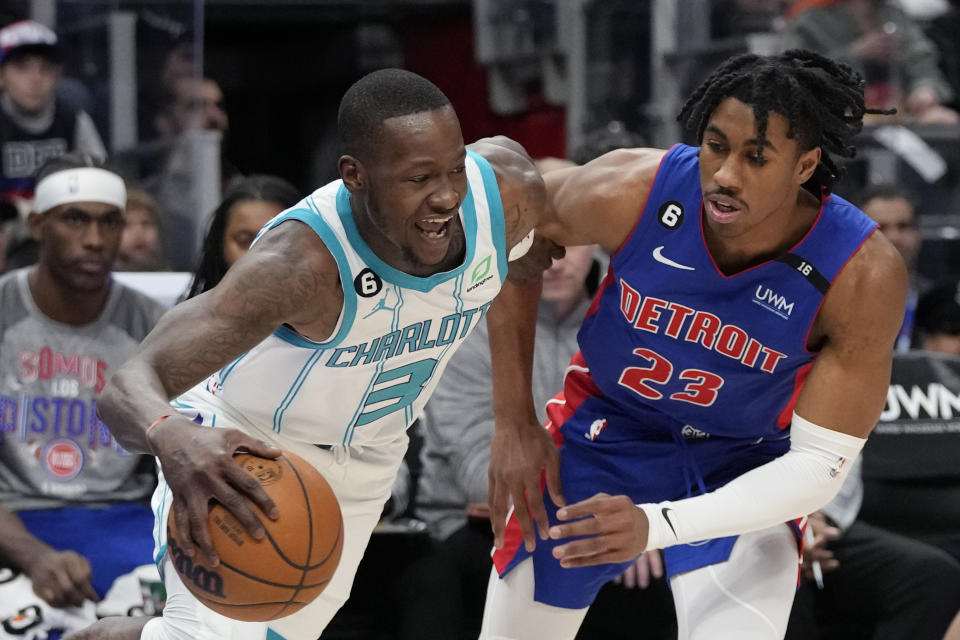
[547,232,907,567]
[468,137,562,551]
[98,221,343,565]
[480,144,668,551]
[539,147,666,253]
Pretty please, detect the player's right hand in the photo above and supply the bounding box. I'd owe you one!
[147,416,282,566]
[488,420,563,552]
[27,548,99,608]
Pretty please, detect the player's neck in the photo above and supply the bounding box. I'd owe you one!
[705,190,821,274]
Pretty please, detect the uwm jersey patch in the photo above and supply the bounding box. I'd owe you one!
[180,151,508,447]
[575,144,877,441]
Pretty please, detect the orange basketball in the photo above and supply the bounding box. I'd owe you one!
[166,450,343,621]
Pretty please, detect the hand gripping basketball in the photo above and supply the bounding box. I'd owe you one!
[166,450,344,621]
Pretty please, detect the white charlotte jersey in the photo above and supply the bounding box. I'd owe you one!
[178,151,507,448]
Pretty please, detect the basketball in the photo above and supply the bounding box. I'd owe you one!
[166,450,343,621]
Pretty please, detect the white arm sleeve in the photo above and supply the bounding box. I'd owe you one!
[639,412,866,551]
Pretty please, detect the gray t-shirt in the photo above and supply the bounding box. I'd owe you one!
[0,269,164,511]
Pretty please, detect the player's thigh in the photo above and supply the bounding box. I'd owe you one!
[671,524,798,640]
[479,559,589,640]
[141,556,270,640]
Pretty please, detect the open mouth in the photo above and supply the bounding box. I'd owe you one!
[414,215,455,241]
[706,197,742,223]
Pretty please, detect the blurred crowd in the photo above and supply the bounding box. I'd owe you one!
[1,1,960,638]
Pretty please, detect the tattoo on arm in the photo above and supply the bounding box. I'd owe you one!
[505,203,524,245]
[148,225,340,397]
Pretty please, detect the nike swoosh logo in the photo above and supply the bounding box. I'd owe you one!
[662,507,679,540]
[652,246,695,271]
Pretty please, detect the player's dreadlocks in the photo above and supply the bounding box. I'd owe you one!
[678,49,890,195]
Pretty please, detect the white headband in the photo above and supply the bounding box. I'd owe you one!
[34,167,126,214]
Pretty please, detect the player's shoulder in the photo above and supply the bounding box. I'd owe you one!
[585,146,666,190]
[821,229,908,339]
[467,136,542,192]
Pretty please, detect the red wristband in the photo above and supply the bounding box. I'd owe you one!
[145,414,173,454]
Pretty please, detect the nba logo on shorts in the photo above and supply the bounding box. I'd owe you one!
[584,418,607,441]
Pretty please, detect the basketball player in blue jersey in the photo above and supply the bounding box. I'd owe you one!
[481,50,908,639]
[71,69,555,640]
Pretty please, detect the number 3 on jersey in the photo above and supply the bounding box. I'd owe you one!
[618,347,724,406]
[354,358,437,426]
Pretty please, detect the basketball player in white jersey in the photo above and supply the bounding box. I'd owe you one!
[72,69,556,640]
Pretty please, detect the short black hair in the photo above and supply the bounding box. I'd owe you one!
[186,174,302,299]
[678,49,885,195]
[34,151,105,182]
[337,68,451,161]
[916,281,960,337]
[1,43,60,66]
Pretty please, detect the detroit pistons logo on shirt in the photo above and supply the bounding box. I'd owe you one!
[43,438,84,481]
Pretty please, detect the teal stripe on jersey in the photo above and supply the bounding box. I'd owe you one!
[266,203,356,349]
[419,272,466,394]
[469,150,508,282]
[343,284,404,446]
[153,483,170,566]
[266,629,288,640]
[272,349,326,433]
[334,179,479,292]
[219,351,249,386]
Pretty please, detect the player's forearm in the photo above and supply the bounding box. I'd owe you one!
[97,359,180,454]
[0,507,53,573]
[487,276,542,431]
[639,413,866,550]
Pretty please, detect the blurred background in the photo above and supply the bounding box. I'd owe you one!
[2,0,958,280]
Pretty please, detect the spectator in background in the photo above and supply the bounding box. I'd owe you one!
[0,20,108,272]
[115,188,165,272]
[916,281,960,356]
[0,20,106,206]
[153,76,229,141]
[0,153,164,637]
[140,75,236,272]
[184,174,300,298]
[785,458,960,639]
[858,183,930,351]
[780,0,959,124]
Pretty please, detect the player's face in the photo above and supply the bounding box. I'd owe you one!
[222,199,285,268]
[362,106,468,271]
[699,97,819,241]
[0,56,59,114]
[862,196,919,267]
[33,201,124,292]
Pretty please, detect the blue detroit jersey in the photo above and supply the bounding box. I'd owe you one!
[577,143,877,446]
[493,144,878,607]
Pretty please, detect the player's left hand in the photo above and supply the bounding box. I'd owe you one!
[548,493,649,568]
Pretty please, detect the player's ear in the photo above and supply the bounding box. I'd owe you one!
[796,147,821,185]
[26,210,45,241]
[339,155,366,192]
